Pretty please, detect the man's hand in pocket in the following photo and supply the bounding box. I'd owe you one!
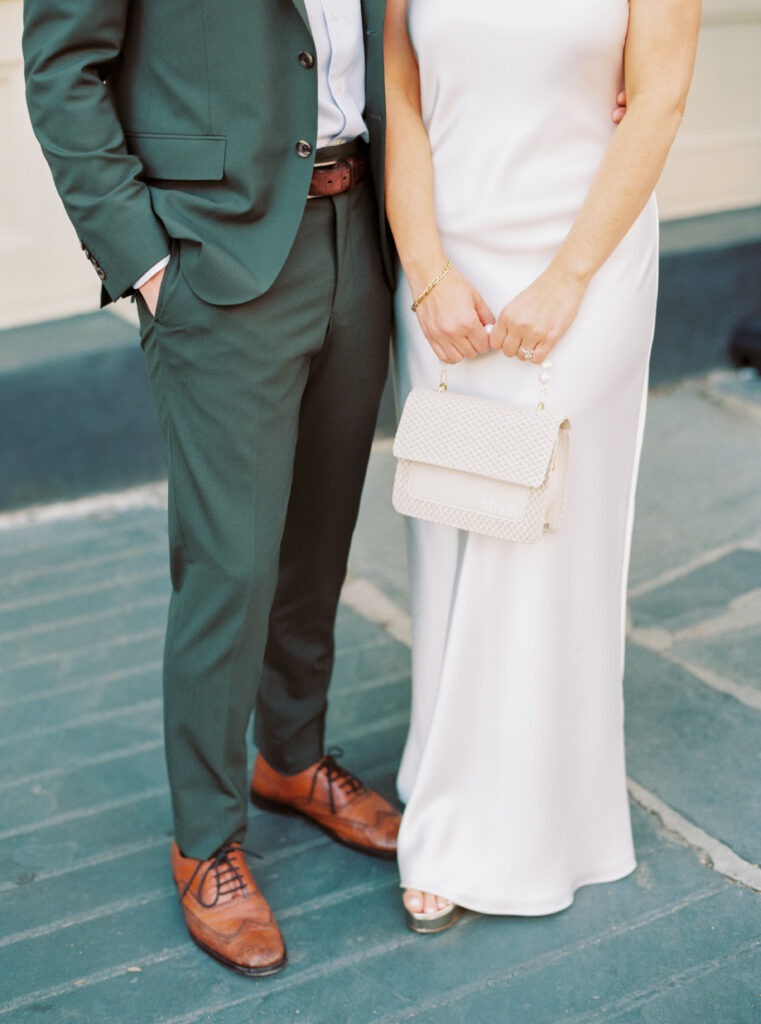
[139,266,166,317]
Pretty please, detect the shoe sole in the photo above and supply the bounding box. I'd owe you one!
[187,929,288,977]
[405,903,464,935]
[251,789,397,861]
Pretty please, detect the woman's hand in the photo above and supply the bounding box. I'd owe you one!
[412,266,495,364]
[612,90,627,125]
[489,264,587,364]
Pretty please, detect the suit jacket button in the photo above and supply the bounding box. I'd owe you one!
[96,266,107,280]
[298,51,315,69]
[295,140,313,158]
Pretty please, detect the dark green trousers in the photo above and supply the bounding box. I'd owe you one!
[137,180,391,859]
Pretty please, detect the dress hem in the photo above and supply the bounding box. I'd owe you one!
[399,856,637,917]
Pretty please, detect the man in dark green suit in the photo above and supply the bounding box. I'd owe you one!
[23,0,398,977]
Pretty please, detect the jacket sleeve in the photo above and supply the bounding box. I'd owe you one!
[22,0,171,303]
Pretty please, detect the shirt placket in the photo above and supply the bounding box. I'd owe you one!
[324,5,349,141]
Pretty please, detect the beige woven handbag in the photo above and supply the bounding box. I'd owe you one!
[392,362,571,543]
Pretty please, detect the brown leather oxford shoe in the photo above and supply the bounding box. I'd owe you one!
[170,840,286,977]
[251,750,400,860]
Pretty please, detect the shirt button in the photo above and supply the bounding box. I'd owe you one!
[298,51,315,69]
[295,140,313,159]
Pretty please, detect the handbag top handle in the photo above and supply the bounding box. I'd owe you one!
[438,327,553,411]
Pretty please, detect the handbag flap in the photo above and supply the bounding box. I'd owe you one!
[393,387,568,488]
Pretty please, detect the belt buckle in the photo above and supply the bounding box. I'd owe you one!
[307,162,330,200]
[309,157,338,200]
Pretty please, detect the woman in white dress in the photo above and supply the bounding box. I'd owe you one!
[383,0,700,930]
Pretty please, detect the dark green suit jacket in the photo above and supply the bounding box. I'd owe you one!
[23,0,390,306]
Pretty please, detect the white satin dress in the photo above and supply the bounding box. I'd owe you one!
[394,0,658,914]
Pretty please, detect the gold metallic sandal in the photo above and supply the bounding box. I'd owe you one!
[403,895,464,934]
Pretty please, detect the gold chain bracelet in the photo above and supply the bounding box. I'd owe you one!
[411,260,453,312]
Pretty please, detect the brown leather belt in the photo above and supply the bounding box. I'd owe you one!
[308,142,370,199]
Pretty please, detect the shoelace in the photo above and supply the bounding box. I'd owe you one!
[181,841,261,908]
[307,746,366,815]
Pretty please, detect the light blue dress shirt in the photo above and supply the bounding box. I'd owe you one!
[303,0,369,148]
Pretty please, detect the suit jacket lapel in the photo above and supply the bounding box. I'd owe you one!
[291,0,310,31]
[360,0,384,43]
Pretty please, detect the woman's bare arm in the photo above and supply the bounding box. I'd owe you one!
[491,0,701,362]
[383,0,494,363]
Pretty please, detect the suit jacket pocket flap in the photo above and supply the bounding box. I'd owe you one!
[126,132,226,181]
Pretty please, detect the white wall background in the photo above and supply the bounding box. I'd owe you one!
[656,0,761,217]
[1,0,760,329]
[0,0,102,327]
